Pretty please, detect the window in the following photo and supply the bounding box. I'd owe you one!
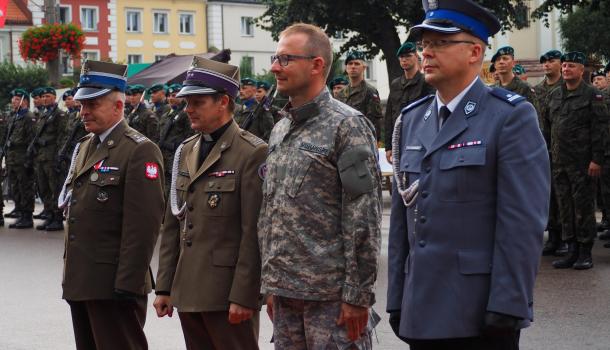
[153,11,169,34]
[179,13,194,34]
[514,3,530,28]
[128,55,142,64]
[365,61,374,81]
[80,7,98,31]
[82,50,99,61]
[154,55,165,62]
[126,10,142,33]
[59,6,71,24]
[240,17,254,37]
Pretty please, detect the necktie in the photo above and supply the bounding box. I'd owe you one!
[198,140,214,168]
[86,135,101,160]
[438,106,451,130]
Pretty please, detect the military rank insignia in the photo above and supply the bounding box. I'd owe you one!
[145,163,159,180]
[208,193,220,208]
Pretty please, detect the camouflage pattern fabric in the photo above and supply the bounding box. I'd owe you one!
[496,76,538,109]
[234,102,275,142]
[6,110,36,212]
[127,104,159,143]
[553,168,596,243]
[336,81,383,141]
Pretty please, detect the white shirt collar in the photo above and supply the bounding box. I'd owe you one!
[436,77,480,114]
[98,119,123,144]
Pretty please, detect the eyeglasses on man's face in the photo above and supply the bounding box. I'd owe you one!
[270,54,317,67]
[416,39,476,51]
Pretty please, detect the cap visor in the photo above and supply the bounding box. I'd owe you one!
[176,85,218,98]
[408,23,462,41]
[74,87,112,101]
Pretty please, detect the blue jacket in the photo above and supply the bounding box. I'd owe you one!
[387,78,550,339]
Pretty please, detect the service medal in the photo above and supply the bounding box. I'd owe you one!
[90,172,99,182]
[208,193,220,208]
[97,190,109,203]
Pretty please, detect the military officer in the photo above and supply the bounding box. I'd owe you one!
[28,87,68,231]
[5,89,36,228]
[535,49,568,256]
[154,57,265,349]
[260,23,382,348]
[336,50,384,141]
[60,60,164,350]
[234,78,274,141]
[492,46,537,105]
[158,83,195,197]
[388,1,550,348]
[126,84,160,143]
[541,52,608,270]
[384,41,435,163]
[329,76,349,99]
[149,83,171,121]
[255,80,282,124]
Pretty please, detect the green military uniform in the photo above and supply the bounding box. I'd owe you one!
[234,98,274,142]
[495,75,537,106]
[158,102,195,196]
[0,108,9,224]
[127,103,159,143]
[58,109,88,177]
[149,84,171,123]
[541,52,608,270]
[30,94,68,230]
[598,86,610,248]
[336,80,383,141]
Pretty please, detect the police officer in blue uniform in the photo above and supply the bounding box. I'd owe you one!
[387,1,551,349]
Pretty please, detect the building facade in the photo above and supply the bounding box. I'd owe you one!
[0,0,34,66]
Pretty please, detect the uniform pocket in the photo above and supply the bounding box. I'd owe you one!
[438,146,488,202]
[286,158,312,198]
[203,178,236,216]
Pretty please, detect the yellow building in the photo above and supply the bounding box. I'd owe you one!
[115,0,207,64]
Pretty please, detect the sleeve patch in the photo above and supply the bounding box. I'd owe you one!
[145,163,159,180]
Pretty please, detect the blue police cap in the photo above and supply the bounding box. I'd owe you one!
[409,0,501,44]
[75,60,128,101]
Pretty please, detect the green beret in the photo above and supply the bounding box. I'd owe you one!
[42,87,56,96]
[591,71,606,82]
[329,76,349,89]
[489,63,496,73]
[490,52,499,63]
[561,51,586,65]
[605,62,610,73]
[397,42,417,57]
[148,83,168,94]
[345,51,365,64]
[167,83,182,94]
[30,87,44,97]
[540,50,562,64]
[126,84,146,95]
[256,81,271,90]
[62,88,76,100]
[240,78,257,87]
[513,64,526,75]
[10,88,29,100]
[494,46,514,60]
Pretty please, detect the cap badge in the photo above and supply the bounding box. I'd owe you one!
[428,0,438,10]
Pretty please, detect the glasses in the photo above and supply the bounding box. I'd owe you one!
[270,54,317,66]
[416,39,476,51]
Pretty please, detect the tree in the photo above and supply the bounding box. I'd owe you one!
[257,0,532,81]
[240,55,254,79]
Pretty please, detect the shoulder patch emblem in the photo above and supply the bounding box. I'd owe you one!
[145,163,159,180]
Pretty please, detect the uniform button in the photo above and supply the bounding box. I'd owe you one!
[419,216,427,224]
[188,205,194,211]
[425,166,431,173]
[404,162,409,167]
[69,217,75,224]
[186,240,192,247]
[188,223,193,229]
[421,191,429,198]
[418,240,426,247]
[69,234,75,241]
[71,199,77,205]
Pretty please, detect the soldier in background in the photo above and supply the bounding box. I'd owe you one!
[513,64,528,81]
[0,93,11,225]
[592,71,608,91]
[492,46,537,104]
[5,89,36,229]
[235,78,274,141]
[31,88,45,119]
[336,50,383,142]
[157,83,194,197]
[328,76,348,99]
[384,41,434,163]
[542,52,608,270]
[489,63,500,85]
[126,84,159,143]
[535,49,567,256]
[57,89,87,186]
[255,81,282,124]
[149,84,171,121]
[29,87,67,231]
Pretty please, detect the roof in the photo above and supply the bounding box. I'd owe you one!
[6,0,32,26]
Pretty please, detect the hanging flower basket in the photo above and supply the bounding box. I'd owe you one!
[18,23,86,63]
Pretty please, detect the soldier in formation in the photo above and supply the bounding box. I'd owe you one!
[126,84,159,143]
[234,78,274,141]
[492,46,537,105]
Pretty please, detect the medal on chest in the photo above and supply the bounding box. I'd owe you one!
[207,193,220,208]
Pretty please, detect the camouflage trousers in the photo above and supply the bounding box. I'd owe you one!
[272,296,373,350]
[34,160,61,213]
[599,160,610,223]
[7,163,34,212]
[552,167,596,244]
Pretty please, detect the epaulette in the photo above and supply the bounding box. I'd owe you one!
[400,94,435,115]
[490,87,526,105]
[240,130,265,147]
[78,133,93,142]
[182,133,199,145]
[125,129,148,144]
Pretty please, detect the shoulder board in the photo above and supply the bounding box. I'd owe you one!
[125,129,148,144]
[401,94,435,114]
[182,133,199,145]
[78,133,93,142]
[490,87,526,105]
[240,131,265,147]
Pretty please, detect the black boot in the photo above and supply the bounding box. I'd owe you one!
[33,210,50,220]
[0,215,4,227]
[554,241,569,256]
[8,211,22,228]
[36,215,53,230]
[12,211,33,229]
[44,212,64,231]
[599,230,610,240]
[542,230,560,256]
[604,241,610,248]
[573,243,594,270]
[597,218,609,232]
[552,242,579,269]
[5,208,21,218]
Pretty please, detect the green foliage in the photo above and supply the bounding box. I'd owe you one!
[254,69,276,86]
[240,55,254,79]
[557,2,610,62]
[59,77,75,88]
[0,62,49,107]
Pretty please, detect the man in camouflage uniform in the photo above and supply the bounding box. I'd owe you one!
[592,71,608,91]
[126,85,159,143]
[541,52,609,270]
[535,49,567,256]
[148,84,171,121]
[513,64,528,81]
[0,94,11,225]
[329,76,348,99]
[492,46,537,105]
[384,42,435,163]
[157,83,194,196]
[235,78,274,141]
[255,80,282,124]
[57,89,87,182]
[29,87,68,231]
[336,51,383,142]
[260,23,382,348]
[31,88,45,119]
[5,89,36,228]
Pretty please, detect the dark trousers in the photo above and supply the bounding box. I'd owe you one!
[178,311,259,350]
[407,331,520,350]
[67,297,148,350]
